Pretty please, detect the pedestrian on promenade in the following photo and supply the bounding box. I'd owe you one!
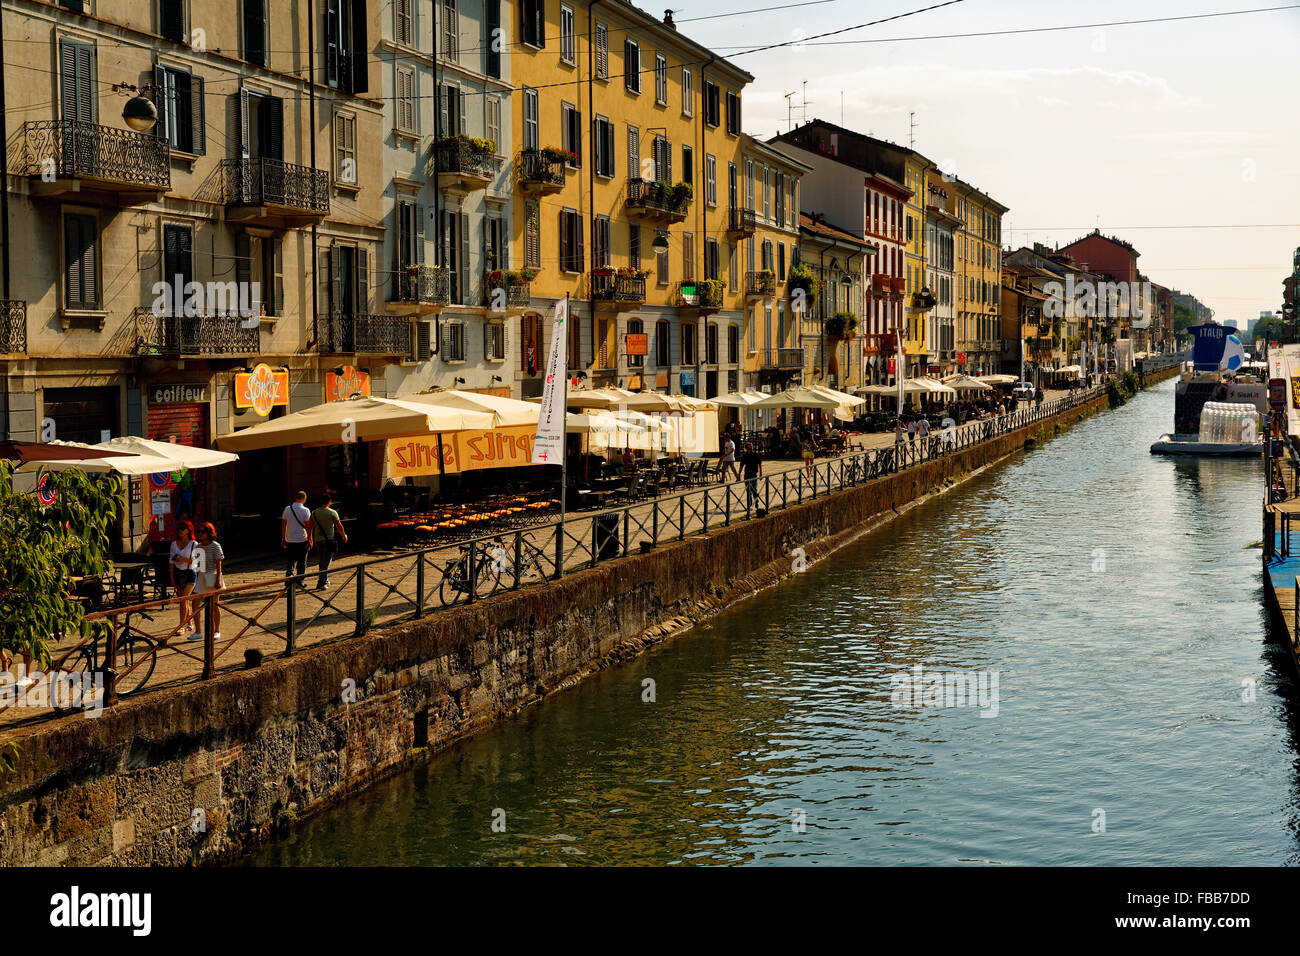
[917,416,930,439]
[281,490,312,580]
[801,436,815,475]
[1035,387,1044,406]
[311,493,348,590]
[722,433,738,482]
[907,417,917,441]
[169,521,197,635]
[193,522,224,643]
[740,442,763,513]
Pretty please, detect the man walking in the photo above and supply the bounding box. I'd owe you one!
[740,442,763,514]
[917,415,931,439]
[722,432,738,482]
[311,493,348,590]
[281,490,312,580]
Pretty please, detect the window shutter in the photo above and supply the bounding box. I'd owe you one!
[459,213,470,301]
[329,244,342,314]
[153,65,169,142]
[414,205,426,265]
[190,75,206,154]
[604,121,615,178]
[357,247,369,313]
[235,233,251,292]
[326,0,340,86]
[265,96,284,160]
[244,0,266,65]
[576,216,584,272]
[351,0,368,92]
[485,0,501,77]
[161,0,185,43]
[415,320,430,361]
[64,216,82,307]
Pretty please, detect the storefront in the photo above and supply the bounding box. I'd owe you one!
[144,381,210,544]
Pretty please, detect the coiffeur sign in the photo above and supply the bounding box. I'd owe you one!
[388,425,536,477]
[325,365,371,402]
[235,364,289,416]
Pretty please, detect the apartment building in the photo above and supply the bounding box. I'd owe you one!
[952,179,1007,376]
[0,0,397,547]
[508,1,754,400]
[921,172,959,374]
[379,0,517,400]
[796,212,875,391]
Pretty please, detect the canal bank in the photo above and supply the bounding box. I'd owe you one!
[3,387,1118,866]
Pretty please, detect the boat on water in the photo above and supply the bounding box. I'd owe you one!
[1149,364,1265,457]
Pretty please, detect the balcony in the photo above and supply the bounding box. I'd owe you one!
[134,309,260,357]
[387,265,450,316]
[220,158,329,228]
[871,274,890,298]
[674,279,723,314]
[726,207,757,238]
[516,149,567,195]
[434,136,501,194]
[22,120,169,206]
[314,313,412,355]
[624,178,690,224]
[0,301,27,355]
[760,347,805,370]
[746,271,776,298]
[888,276,906,296]
[591,271,646,309]
[483,272,532,312]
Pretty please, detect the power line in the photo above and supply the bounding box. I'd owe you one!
[1014,224,1300,230]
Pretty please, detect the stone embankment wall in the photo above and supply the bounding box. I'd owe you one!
[0,392,1108,866]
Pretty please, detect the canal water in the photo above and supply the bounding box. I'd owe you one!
[248,378,1298,866]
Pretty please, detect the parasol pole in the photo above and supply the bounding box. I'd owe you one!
[558,293,570,564]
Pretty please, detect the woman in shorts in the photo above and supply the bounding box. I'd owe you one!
[169,522,197,635]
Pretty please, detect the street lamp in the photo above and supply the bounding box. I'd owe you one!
[122,94,158,132]
[652,230,669,252]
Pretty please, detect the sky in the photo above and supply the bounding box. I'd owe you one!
[674,0,1300,322]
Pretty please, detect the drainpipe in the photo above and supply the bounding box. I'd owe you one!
[0,1,9,301]
[818,244,825,379]
[587,0,602,379]
[699,55,713,395]
[309,4,318,345]
[431,1,440,354]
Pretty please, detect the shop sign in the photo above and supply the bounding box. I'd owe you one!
[325,365,371,402]
[887,356,896,375]
[680,370,696,387]
[1290,377,1300,411]
[957,352,967,365]
[235,364,289,416]
[150,383,208,405]
[388,425,537,478]
[1270,378,1286,411]
[626,333,648,356]
[627,374,643,391]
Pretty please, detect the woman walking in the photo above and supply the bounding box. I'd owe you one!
[192,522,225,643]
[169,521,197,636]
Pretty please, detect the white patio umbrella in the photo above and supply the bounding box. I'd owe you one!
[19,437,238,475]
[945,374,991,392]
[403,388,540,426]
[710,390,769,407]
[752,386,842,409]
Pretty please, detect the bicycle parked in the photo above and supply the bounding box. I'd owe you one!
[58,610,159,698]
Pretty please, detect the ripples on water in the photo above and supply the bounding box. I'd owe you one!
[247,380,1300,866]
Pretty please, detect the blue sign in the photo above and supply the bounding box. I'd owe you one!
[679,371,696,387]
[1190,323,1228,371]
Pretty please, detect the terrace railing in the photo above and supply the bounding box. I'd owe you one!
[220,157,330,214]
[134,308,260,356]
[314,312,412,354]
[21,119,170,189]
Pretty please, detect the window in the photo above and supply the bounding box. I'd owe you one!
[394,198,424,280]
[522,313,543,373]
[726,91,741,135]
[395,0,413,45]
[706,323,718,365]
[484,322,506,361]
[762,168,770,221]
[727,324,739,363]
[520,0,544,48]
[682,67,693,115]
[704,238,719,280]
[682,232,694,280]
[236,231,283,316]
[729,242,737,290]
[64,212,99,310]
[652,135,671,182]
[560,5,575,65]
[486,95,501,147]
[438,82,462,136]
[396,67,416,132]
[682,145,692,185]
[655,53,667,105]
[774,172,785,224]
[705,154,716,206]
[627,318,644,368]
[704,80,720,127]
[154,66,205,154]
[562,102,582,168]
[594,215,611,268]
[778,242,785,281]
[559,209,583,272]
[681,323,696,365]
[745,160,754,210]
[522,87,539,151]
[242,0,267,65]
[594,116,615,178]
[627,125,639,180]
[656,241,669,285]
[485,214,506,270]
[442,321,465,362]
[334,112,357,185]
[788,178,796,227]
[594,22,609,78]
[761,239,772,270]
[59,40,95,125]
[624,39,641,94]
[161,224,193,313]
[746,307,755,352]
[442,0,459,58]
[628,223,641,270]
[655,320,670,366]
[325,0,368,93]
[524,200,540,269]
[160,0,185,43]
[485,0,501,77]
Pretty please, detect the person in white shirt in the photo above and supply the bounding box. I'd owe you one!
[281,490,313,580]
[906,418,917,441]
[917,417,930,438]
[722,434,738,481]
[169,522,197,635]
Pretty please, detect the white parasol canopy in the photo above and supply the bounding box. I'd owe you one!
[710,390,770,407]
[402,388,540,426]
[752,385,842,409]
[20,437,238,475]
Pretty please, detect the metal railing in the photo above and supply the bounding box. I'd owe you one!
[728,207,757,234]
[483,277,531,309]
[314,313,412,354]
[391,265,451,307]
[3,384,1109,723]
[625,178,690,218]
[517,150,566,189]
[220,157,330,213]
[435,139,501,181]
[675,280,723,310]
[134,309,260,356]
[592,272,646,303]
[746,271,776,296]
[21,119,170,189]
[761,347,805,369]
[0,300,27,354]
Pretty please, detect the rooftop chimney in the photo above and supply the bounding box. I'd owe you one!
[664,10,675,28]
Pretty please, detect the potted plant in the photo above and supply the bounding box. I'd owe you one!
[486,269,506,286]
[787,262,820,304]
[825,312,858,379]
[672,182,693,207]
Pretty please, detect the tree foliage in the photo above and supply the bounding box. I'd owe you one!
[0,461,120,666]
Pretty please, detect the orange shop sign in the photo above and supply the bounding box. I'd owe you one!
[235,364,289,416]
[326,365,371,402]
[625,333,648,356]
[388,425,537,478]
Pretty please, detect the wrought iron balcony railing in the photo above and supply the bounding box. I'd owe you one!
[134,309,261,357]
[591,272,646,304]
[21,120,170,190]
[516,150,566,192]
[727,207,757,235]
[675,280,723,311]
[625,179,690,220]
[746,271,776,296]
[435,139,502,182]
[0,300,27,354]
[391,265,451,307]
[315,313,412,354]
[761,347,805,369]
[482,276,532,309]
[220,158,330,214]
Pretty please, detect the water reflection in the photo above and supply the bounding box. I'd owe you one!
[247,380,1298,866]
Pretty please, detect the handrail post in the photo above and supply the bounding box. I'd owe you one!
[285,576,297,655]
[679,496,685,541]
[467,545,477,604]
[354,565,366,634]
[554,519,564,579]
[513,532,523,587]
[623,509,630,555]
[201,596,215,679]
[652,500,659,546]
[415,551,426,614]
[725,482,731,525]
[591,518,599,567]
[702,485,709,532]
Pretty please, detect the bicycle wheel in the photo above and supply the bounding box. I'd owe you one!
[438,558,468,607]
[115,636,157,696]
[473,553,503,599]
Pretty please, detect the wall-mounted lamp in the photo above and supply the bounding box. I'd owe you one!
[113,83,158,132]
[652,230,669,252]
[454,376,466,385]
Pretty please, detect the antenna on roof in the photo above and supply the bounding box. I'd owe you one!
[909,111,917,150]
[801,80,811,125]
[784,91,796,133]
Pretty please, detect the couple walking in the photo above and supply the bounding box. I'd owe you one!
[282,491,349,590]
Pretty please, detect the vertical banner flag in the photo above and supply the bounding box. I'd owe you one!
[1079,344,1086,382]
[532,297,569,464]
[896,326,906,410]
